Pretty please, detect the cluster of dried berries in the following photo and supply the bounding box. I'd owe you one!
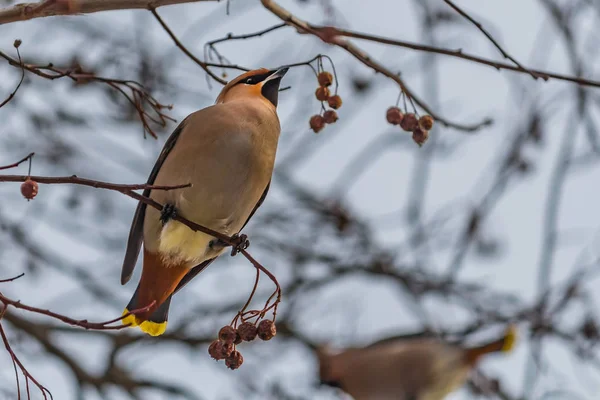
[20,179,38,200]
[310,71,342,134]
[386,106,435,147]
[208,320,277,370]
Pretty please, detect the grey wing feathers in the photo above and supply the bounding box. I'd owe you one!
[120,118,189,285]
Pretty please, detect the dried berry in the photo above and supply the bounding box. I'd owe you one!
[400,113,418,132]
[386,107,404,125]
[418,115,434,131]
[317,71,333,87]
[220,342,234,358]
[323,110,338,124]
[310,115,326,133]
[13,39,22,49]
[412,128,429,147]
[327,95,342,109]
[315,86,330,101]
[257,319,277,341]
[219,325,237,344]
[234,332,242,345]
[208,340,225,360]
[225,350,244,370]
[21,179,38,200]
[237,322,258,342]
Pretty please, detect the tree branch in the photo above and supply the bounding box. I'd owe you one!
[308,25,600,88]
[0,0,220,25]
[442,0,541,80]
[260,0,492,133]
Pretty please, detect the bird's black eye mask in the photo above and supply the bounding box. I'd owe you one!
[240,72,272,85]
[238,70,283,107]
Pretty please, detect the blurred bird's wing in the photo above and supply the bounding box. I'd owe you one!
[120,118,189,285]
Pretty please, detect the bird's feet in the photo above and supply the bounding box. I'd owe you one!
[160,203,177,225]
[228,233,250,256]
[208,233,250,256]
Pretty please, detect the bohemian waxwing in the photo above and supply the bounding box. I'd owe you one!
[120,67,288,336]
[318,325,516,400]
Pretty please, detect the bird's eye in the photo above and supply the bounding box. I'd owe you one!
[245,78,254,84]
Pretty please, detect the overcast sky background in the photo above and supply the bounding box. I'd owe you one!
[1,0,599,399]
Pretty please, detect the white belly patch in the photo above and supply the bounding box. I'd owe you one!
[158,220,214,266]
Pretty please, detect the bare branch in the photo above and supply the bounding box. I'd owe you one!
[309,26,600,88]
[0,0,220,25]
[0,41,25,109]
[260,0,492,133]
[442,0,542,80]
[0,153,34,171]
[150,7,228,85]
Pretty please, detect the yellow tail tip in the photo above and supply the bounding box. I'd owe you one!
[122,308,167,336]
[501,324,517,352]
[121,308,139,327]
[139,320,167,336]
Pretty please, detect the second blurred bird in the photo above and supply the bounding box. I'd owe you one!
[318,325,516,400]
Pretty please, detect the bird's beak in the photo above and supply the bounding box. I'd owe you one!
[264,67,289,83]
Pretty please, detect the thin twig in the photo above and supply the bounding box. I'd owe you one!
[0,294,156,330]
[0,153,34,171]
[0,174,191,192]
[150,7,228,85]
[260,0,492,132]
[442,0,541,80]
[0,42,25,108]
[0,0,220,25]
[0,49,174,138]
[0,309,53,400]
[0,273,25,283]
[309,25,600,88]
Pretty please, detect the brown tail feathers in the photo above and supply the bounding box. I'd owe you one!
[464,325,517,365]
[122,249,189,336]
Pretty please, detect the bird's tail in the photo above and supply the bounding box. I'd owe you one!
[121,248,189,337]
[121,285,172,337]
[464,324,517,364]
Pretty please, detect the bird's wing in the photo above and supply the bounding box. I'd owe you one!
[240,181,270,231]
[120,118,189,285]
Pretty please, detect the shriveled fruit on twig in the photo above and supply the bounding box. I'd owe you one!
[323,110,338,124]
[220,342,234,358]
[21,179,38,200]
[386,107,403,125]
[318,71,333,87]
[412,127,429,147]
[219,325,237,344]
[208,340,225,361]
[400,113,418,132]
[257,319,277,341]
[237,322,258,342]
[418,115,434,131]
[310,115,326,133]
[327,95,342,109]
[234,332,242,345]
[225,350,244,370]
[315,86,330,101]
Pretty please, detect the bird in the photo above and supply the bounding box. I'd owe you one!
[120,67,288,336]
[317,325,516,400]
